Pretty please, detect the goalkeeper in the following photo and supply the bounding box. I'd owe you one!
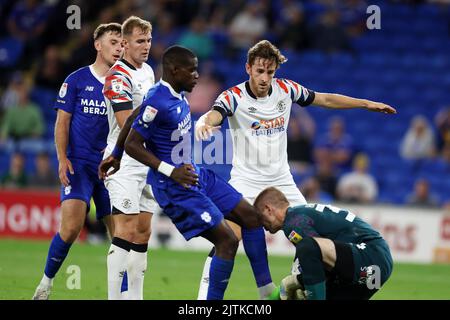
[254,187,393,300]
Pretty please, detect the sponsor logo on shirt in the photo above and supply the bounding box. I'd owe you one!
[111,79,123,93]
[81,99,107,115]
[85,86,94,91]
[288,230,302,244]
[143,105,158,122]
[248,106,257,113]
[59,83,68,98]
[178,112,191,135]
[250,116,285,136]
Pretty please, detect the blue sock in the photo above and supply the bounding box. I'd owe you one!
[121,271,128,292]
[207,256,234,300]
[44,233,72,279]
[242,227,272,287]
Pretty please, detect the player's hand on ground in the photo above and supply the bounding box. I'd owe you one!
[171,164,199,188]
[58,157,74,187]
[195,123,221,141]
[98,155,121,180]
[365,101,397,114]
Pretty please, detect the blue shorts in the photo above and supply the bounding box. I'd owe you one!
[152,167,242,240]
[60,158,111,220]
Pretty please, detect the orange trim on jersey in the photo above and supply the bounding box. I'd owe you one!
[224,92,231,107]
[231,86,242,98]
[287,79,299,95]
[113,64,132,78]
[276,79,288,93]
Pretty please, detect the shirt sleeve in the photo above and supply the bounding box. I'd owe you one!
[131,102,160,141]
[212,88,239,118]
[54,74,77,113]
[282,79,316,107]
[103,66,133,113]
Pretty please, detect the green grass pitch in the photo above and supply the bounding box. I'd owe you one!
[1,239,449,300]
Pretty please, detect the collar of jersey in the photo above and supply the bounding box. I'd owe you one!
[245,81,272,101]
[120,58,137,70]
[160,79,183,100]
[89,65,105,84]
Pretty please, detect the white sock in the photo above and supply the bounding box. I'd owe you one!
[107,243,129,300]
[197,255,212,300]
[127,249,148,300]
[40,274,53,287]
[258,282,277,300]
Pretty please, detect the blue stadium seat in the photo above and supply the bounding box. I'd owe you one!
[0,37,23,68]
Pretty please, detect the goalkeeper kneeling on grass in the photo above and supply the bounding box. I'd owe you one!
[255,187,393,300]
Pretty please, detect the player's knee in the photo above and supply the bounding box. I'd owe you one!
[135,228,151,243]
[60,224,83,243]
[114,225,136,242]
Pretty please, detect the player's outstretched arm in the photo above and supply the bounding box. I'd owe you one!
[125,129,199,188]
[312,92,397,114]
[55,109,74,186]
[195,110,223,141]
[98,106,142,179]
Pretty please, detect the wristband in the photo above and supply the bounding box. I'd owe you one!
[111,146,124,159]
[158,161,175,177]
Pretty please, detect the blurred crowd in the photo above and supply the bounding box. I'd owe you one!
[288,106,450,209]
[0,0,449,211]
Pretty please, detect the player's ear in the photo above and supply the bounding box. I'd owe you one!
[245,63,251,76]
[94,39,101,51]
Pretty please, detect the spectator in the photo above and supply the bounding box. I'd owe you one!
[7,0,50,69]
[434,107,450,152]
[287,108,315,172]
[0,82,44,145]
[314,156,338,198]
[0,152,28,188]
[0,72,24,113]
[406,178,440,208]
[150,12,181,63]
[277,3,309,51]
[337,153,378,204]
[400,115,436,160]
[228,1,268,50]
[440,142,450,165]
[28,152,58,189]
[34,45,67,91]
[7,0,49,42]
[178,16,214,61]
[309,10,352,53]
[299,176,334,203]
[339,0,368,37]
[314,116,355,171]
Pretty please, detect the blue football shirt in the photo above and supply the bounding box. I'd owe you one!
[132,79,194,186]
[54,66,109,164]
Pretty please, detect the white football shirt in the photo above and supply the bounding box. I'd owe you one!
[103,59,155,168]
[213,78,315,186]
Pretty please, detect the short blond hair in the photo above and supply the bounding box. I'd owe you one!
[247,40,287,68]
[254,187,289,212]
[93,22,122,41]
[122,16,152,37]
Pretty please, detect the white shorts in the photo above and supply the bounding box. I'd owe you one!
[105,167,159,214]
[229,177,307,206]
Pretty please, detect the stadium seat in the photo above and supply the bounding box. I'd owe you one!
[0,37,23,68]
